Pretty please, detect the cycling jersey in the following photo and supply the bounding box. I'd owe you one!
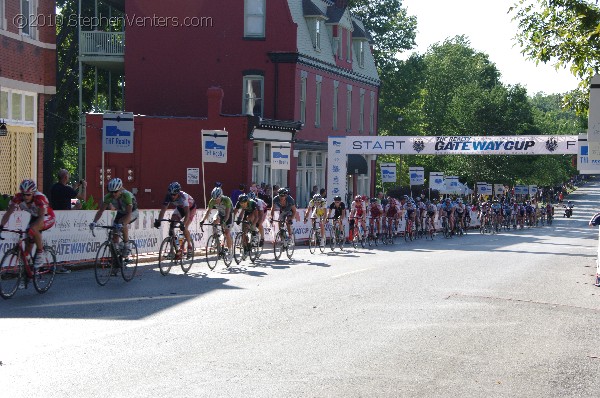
[162,191,196,213]
[308,198,327,218]
[10,192,56,230]
[103,189,138,213]
[236,199,258,215]
[273,195,296,213]
[426,204,436,216]
[351,201,365,218]
[329,201,346,218]
[207,195,233,216]
[441,203,454,213]
[369,203,383,218]
[491,203,502,213]
[254,197,267,212]
[385,200,400,217]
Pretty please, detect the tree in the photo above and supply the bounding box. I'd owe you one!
[510,0,600,113]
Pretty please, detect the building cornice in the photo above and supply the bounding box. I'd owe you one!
[0,30,56,50]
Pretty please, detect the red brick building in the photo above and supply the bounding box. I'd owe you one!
[85,0,379,207]
[0,0,56,193]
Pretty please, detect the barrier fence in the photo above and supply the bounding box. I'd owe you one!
[0,208,483,265]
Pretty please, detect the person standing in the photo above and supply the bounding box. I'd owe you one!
[50,169,86,210]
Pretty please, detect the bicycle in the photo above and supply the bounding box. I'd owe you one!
[382,217,396,245]
[91,225,139,286]
[441,216,452,238]
[404,216,416,241]
[202,222,233,270]
[366,218,379,247]
[328,217,345,251]
[233,220,262,264]
[350,219,366,249]
[0,228,57,298]
[308,217,327,254]
[156,219,196,276]
[271,219,295,260]
[424,214,435,240]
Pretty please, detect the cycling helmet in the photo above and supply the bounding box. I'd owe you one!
[277,187,288,196]
[333,195,342,201]
[238,194,249,203]
[354,195,362,201]
[168,181,181,195]
[445,198,451,202]
[247,191,256,200]
[312,194,322,201]
[416,197,421,202]
[457,198,463,203]
[19,179,37,194]
[211,186,223,199]
[107,178,123,192]
[403,195,409,200]
[370,198,377,204]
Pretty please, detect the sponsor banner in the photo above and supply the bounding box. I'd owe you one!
[201,130,228,163]
[380,163,396,183]
[103,112,134,153]
[187,168,200,185]
[529,185,538,196]
[327,136,347,203]
[477,182,492,196]
[444,176,460,194]
[588,75,600,161]
[577,135,600,173]
[271,144,291,170]
[429,172,445,190]
[409,167,424,185]
[494,184,506,196]
[514,185,527,195]
[344,135,578,155]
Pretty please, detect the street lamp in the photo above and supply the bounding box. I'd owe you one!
[0,119,7,137]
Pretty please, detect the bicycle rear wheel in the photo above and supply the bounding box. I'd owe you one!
[233,233,245,265]
[337,226,345,250]
[94,242,114,286]
[158,237,175,276]
[329,226,336,251]
[33,246,57,294]
[205,235,220,270]
[121,240,138,282]
[274,232,284,260]
[249,239,260,263]
[181,240,195,273]
[0,249,21,299]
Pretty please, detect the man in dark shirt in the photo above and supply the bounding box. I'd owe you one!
[50,169,86,210]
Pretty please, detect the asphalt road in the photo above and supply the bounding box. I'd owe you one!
[2,182,600,397]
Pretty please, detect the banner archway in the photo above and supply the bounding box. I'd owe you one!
[327,135,578,201]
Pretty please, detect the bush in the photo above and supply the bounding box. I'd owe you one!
[80,195,99,210]
[0,195,11,211]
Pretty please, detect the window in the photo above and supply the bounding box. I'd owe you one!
[333,81,339,129]
[244,0,265,38]
[0,0,5,30]
[355,41,365,68]
[242,76,263,117]
[370,92,375,134]
[0,89,36,124]
[0,90,7,119]
[315,76,322,127]
[20,0,37,39]
[359,89,365,133]
[12,93,22,121]
[24,95,34,122]
[314,19,321,50]
[346,29,351,62]
[252,142,287,187]
[300,72,307,124]
[346,85,352,131]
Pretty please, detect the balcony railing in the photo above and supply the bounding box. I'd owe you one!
[80,31,125,56]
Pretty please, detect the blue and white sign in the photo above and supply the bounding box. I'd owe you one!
[577,134,600,173]
[445,176,460,194]
[514,185,527,195]
[327,136,348,203]
[201,130,228,163]
[477,182,491,196]
[529,185,538,196]
[271,144,291,170]
[430,172,445,190]
[103,112,134,153]
[380,163,396,183]
[494,184,505,196]
[409,167,424,185]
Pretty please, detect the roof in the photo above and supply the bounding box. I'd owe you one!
[303,0,328,18]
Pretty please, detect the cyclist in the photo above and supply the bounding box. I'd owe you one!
[491,199,503,230]
[440,197,455,232]
[425,199,437,233]
[367,198,383,238]
[200,186,234,255]
[349,195,366,241]
[327,195,346,237]
[384,196,401,236]
[455,198,467,232]
[415,197,427,232]
[234,194,260,252]
[154,181,196,259]
[525,200,535,227]
[503,200,513,228]
[248,191,267,246]
[402,195,417,233]
[0,179,55,268]
[304,193,327,248]
[270,187,297,244]
[89,178,138,258]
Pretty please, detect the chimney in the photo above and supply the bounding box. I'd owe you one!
[207,86,224,119]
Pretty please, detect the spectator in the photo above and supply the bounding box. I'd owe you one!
[319,188,326,199]
[230,183,245,206]
[309,185,319,201]
[50,169,86,210]
[377,191,387,207]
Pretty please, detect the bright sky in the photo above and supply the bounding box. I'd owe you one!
[401,0,580,95]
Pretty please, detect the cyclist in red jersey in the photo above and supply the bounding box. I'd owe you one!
[0,179,55,267]
[367,198,383,238]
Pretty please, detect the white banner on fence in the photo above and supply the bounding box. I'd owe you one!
[409,167,425,185]
[380,163,397,182]
[201,130,229,163]
[271,144,291,170]
[429,172,445,190]
[494,184,506,196]
[103,112,134,153]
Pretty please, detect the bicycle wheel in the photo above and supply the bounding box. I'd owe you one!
[181,240,194,273]
[0,249,21,299]
[359,228,367,248]
[249,237,260,263]
[121,240,138,282]
[329,226,336,251]
[94,242,114,286]
[352,228,359,249]
[158,237,175,276]
[273,232,284,260]
[233,233,244,265]
[337,226,345,250]
[318,231,326,253]
[223,239,233,268]
[205,235,220,270]
[33,246,57,294]
[286,232,295,260]
[308,229,317,254]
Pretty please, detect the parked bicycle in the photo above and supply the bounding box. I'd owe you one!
[233,220,262,264]
[156,219,196,276]
[0,228,57,298]
[271,219,295,260]
[202,222,233,270]
[328,217,345,251]
[91,225,138,286]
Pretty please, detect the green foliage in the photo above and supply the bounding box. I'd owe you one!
[80,195,99,210]
[0,195,11,211]
[510,0,600,113]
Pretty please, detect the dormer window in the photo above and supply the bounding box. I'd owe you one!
[315,19,322,50]
[306,17,327,51]
[354,40,365,68]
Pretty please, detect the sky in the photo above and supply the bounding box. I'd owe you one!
[400,0,580,95]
